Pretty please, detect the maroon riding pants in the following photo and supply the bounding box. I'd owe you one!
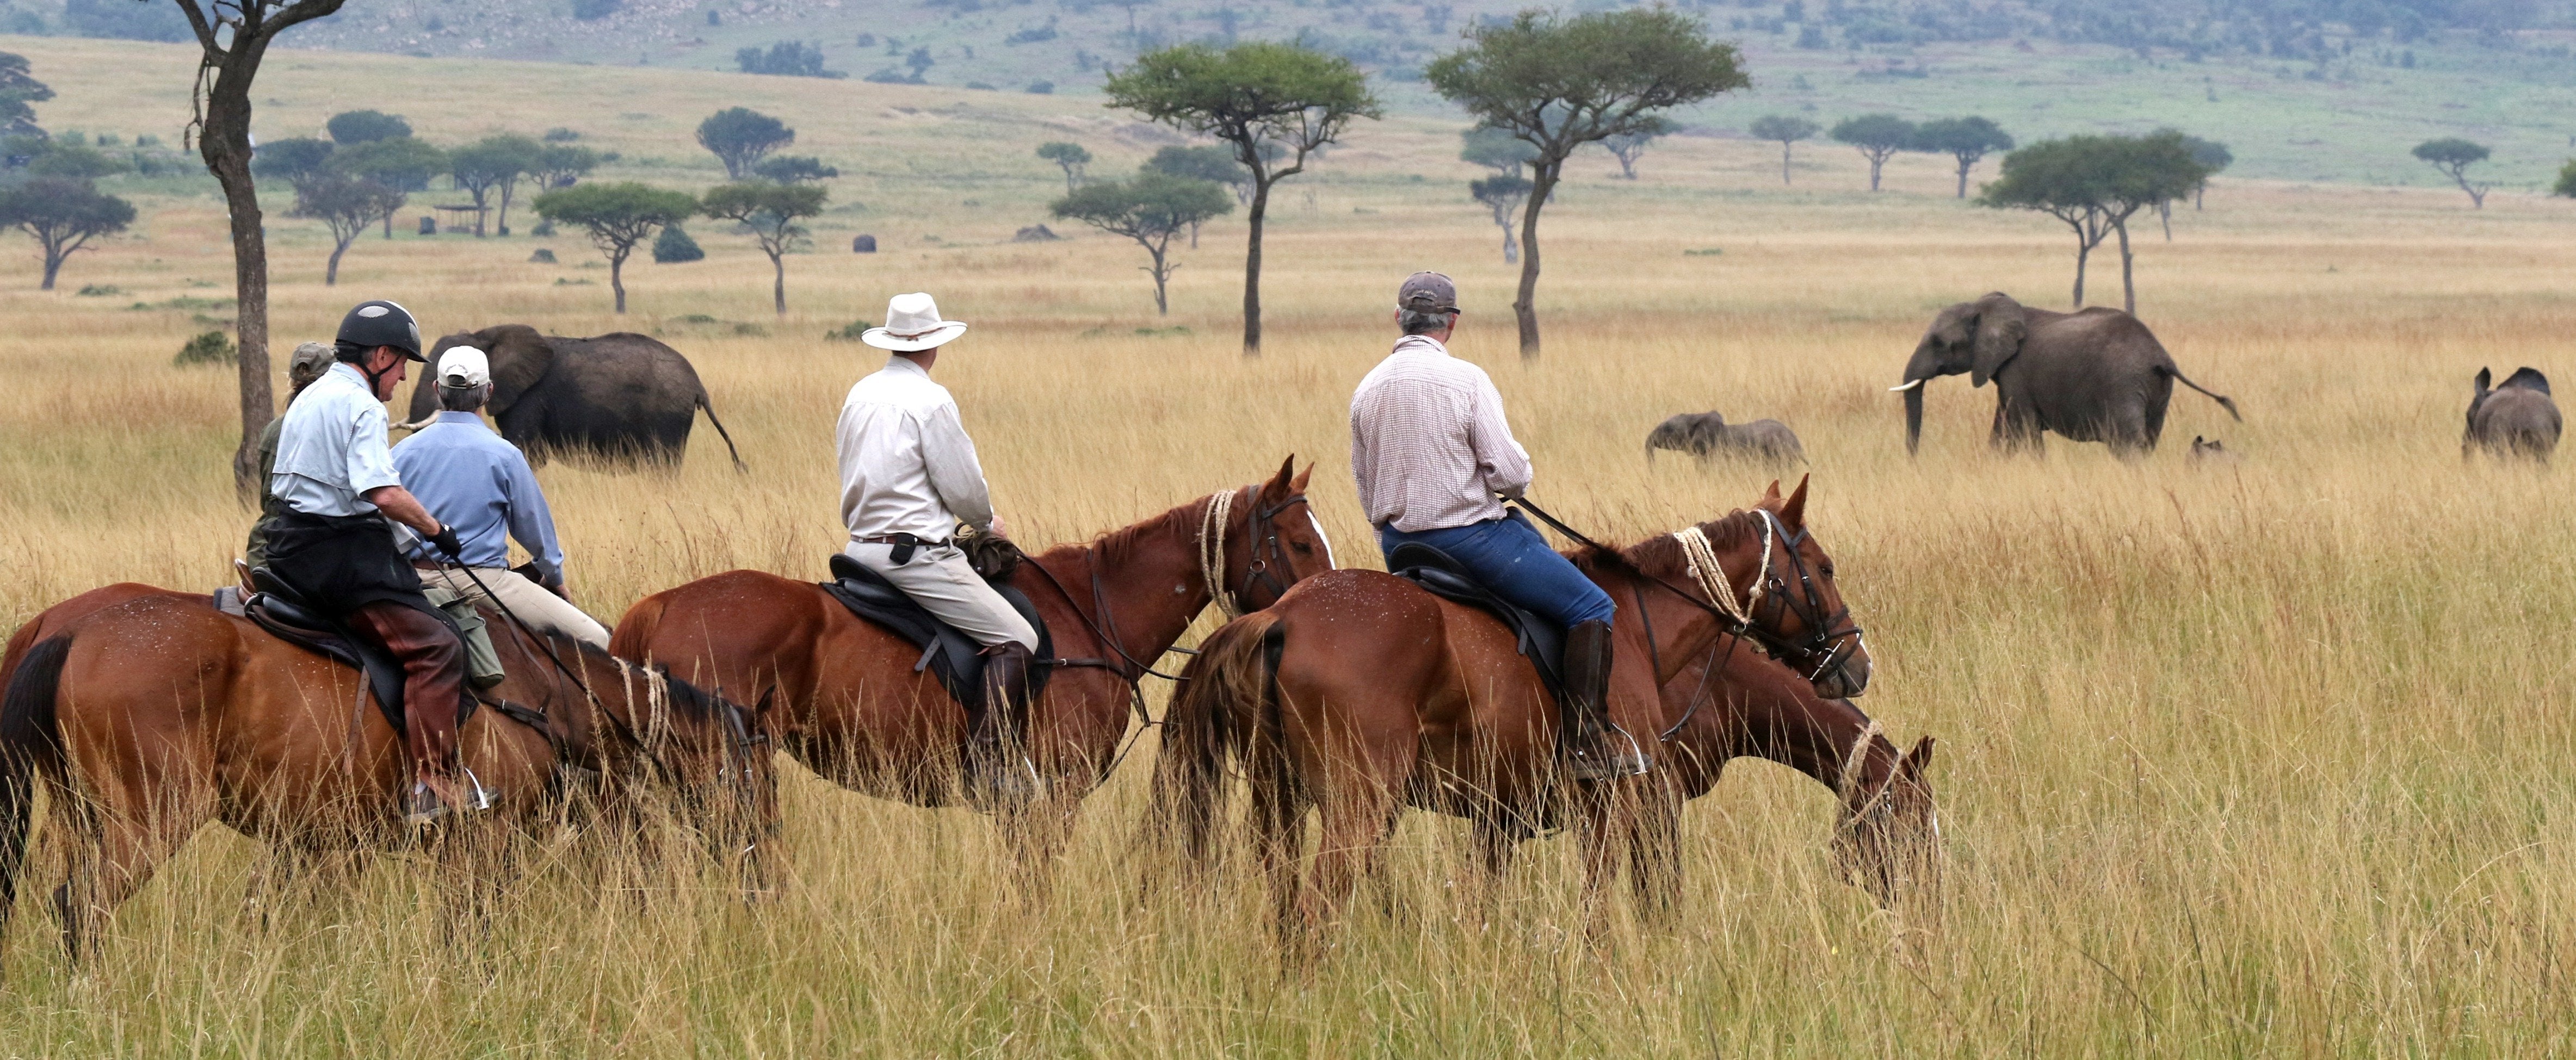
[343,602,466,788]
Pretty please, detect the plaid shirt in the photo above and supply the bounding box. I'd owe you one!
[1349,335,1533,533]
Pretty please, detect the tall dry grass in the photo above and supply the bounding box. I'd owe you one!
[0,40,2573,1051]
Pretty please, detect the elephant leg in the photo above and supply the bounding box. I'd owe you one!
[2140,397,2169,451]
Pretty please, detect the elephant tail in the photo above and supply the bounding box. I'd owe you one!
[696,393,748,472]
[2166,365,2241,422]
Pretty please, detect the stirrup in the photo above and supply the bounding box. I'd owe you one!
[460,766,499,813]
[403,782,450,828]
[1567,725,1651,782]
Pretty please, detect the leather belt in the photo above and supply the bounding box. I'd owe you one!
[857,532,947,565]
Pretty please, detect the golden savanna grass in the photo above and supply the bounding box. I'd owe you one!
[0,35,2571,1056]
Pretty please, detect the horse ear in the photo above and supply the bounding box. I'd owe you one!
[1901,735,1935,776]
[1781,474,1810,528]
[1762,479,1782,502]
[1266,455,1294,496]
[755,687,776,713]
[1289,460,1312,492]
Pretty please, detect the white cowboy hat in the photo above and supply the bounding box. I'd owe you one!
[861,292,969,352]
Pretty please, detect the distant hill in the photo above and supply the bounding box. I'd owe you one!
[2,0,2573,189]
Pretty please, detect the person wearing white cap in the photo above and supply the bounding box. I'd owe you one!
[391,345,610,649]
[841,292,1041,797]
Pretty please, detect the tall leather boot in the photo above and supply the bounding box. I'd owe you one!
[349,603,484,827]
[1561,620,1648,782]
[967,642,1041,804]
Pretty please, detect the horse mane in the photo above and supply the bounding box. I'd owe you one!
[1033,489,1216,572]
[1568,508,1766,581]
[545,634,725,723]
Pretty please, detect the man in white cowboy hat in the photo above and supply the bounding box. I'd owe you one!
[392,345,610,649]
[841,291,1041,796]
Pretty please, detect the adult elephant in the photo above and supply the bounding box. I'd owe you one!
[1889,292,2238,457]
[399,325,743,469]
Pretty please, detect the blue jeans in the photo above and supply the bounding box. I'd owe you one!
[1378,512,1616,631]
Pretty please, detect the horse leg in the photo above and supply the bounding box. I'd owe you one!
[1304,773,1404,939]
[57,792,200,964]
[1248,759,1309,956]
[1626,778,1684,926]
[997,788,1082,906]
[1465,814,1518,929]
[1572,780,1629,946]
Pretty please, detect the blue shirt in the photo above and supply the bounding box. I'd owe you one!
[390,411,568,583]
[270,363,403,517]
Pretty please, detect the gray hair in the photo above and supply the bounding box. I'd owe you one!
[1398,308,1456,336]
[437,382,491,412]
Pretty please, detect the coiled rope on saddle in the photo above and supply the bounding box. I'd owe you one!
[1199,486,1239,619]
[1673,515,1774,625]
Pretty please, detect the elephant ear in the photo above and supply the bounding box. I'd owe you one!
[477,325,555,418]
[1968,293,2028,389]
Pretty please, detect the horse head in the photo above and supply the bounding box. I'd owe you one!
[1669,475,1870,699]
[1832,732,1940,908]
[1207,456,1336,614]
[592,653,780,885]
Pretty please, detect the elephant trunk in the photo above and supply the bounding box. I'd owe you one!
[1893,342,1943,457]
[1903,383,1925,456]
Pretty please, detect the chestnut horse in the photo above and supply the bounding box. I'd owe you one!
[1154,478,1870,939]
[0,583,773,960]
[612,457,1336,881]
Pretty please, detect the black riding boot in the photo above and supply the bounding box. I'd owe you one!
[967,642,1041,804]
[1561,620,1648,782]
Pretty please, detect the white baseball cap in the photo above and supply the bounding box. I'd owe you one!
[438,346,490,389]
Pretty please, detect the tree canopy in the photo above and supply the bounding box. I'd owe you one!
[28,144,129,181]
[325,109,410,145]
[1830,113,1917,191]
[1106,40,1379,353]
[0,177,134,290]
[696,107,794,179]
[0,52,54,138]
[1749,114,1821,184]
[2412,137,2493,208]
[1051,170,1233,315]
[292,174,405,285]
[1036,141,1091,192]
[1981,131,2210,311]
[1913,116,2014,199]
[752,155,838,183]
[701,181,830,315]
[448,134,541,235]
[1461,125,1540,175]
[533,182,698,313]
[532,142,601,189]
[1601,116,1674,180]
[1469,173,1533,264]
[332,137,444,192]
[1145,144,1248,193]
[1427,7,1746,357]
[250,136,335,191]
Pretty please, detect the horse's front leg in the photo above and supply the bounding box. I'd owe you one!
[1626,774,1685,926]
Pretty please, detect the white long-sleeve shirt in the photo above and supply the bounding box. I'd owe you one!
[837,356,997,544]
[1349,334,1534,533]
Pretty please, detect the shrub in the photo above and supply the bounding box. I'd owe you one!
[652,224,704,263]
[824,320,875,341]
[528,249,557,263]
[74,283,119,295]
[174,330,235,367]
[1026,80,1055,94]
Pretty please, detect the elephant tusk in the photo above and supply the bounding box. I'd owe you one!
[390,417,435,433]
[1888,379,1925,392]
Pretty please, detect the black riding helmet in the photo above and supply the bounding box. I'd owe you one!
[332,299,427,363]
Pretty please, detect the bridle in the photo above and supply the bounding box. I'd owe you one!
[1739,509,1865,689]
[1201,483,1310,619]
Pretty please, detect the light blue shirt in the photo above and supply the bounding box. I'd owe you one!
[391,411,568,584]
[270,362,402,518]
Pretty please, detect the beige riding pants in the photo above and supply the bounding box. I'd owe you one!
[416,566,612,650]
[845,542,1040,652]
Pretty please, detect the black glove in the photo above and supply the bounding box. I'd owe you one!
[427,525,464,560]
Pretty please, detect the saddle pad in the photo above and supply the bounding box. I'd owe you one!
[819,552,1055,712]
[1387,542,1570,707]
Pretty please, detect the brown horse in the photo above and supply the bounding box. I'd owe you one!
[1624,635,1937,915]
[1154,478,1870,940]
[611,457,1336,881]
[0,584,773,960]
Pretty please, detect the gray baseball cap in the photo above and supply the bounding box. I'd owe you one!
[1397,271,1457,314]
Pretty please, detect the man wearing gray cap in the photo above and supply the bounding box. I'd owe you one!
[1350,271,1647,781]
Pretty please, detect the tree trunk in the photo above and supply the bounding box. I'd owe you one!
[1498,215,1517,264]
[1780,142,1792,184]
[2115,216,2135,314]
[1868,154,1883,191]
[1514,159,1558,361]
[2158,200,2172,241]
[1151,248,1171,315]
[770,249,786,315]
[326,235,352,286]
[202,68,275,495]
[2071,232,2090,308]
[2194,183,2206,210]
[1955,157,1971,199]
[39,247,60,290]
[1241,174,1270,356]
[610,249,628,313]
[495,179,515,235]
[382,213,392,238]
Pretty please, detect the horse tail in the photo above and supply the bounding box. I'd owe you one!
[0,635,70,919]
[1150,612,1284,875]
[695,392,747,472]
[2165,364,2241,421]
[607,591,668,662]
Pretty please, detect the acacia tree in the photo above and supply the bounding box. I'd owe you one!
[533,142,601,190]
[1106,41,1380,355]
[2413,138,2492,208]
[293,174,404,285]
[249,135,333,192]
[450,134,539,235]
[1601,115,1673,179]
[1461,123,1539,176]
[696,107,794,179]
[2554,159,2576,199]
[2182,135,2231,210]
[1831,113,1916,191]
[1981,132,2208,313]
[333,136,443,237]
[1036,140,1091,193]
[533,182,698,313]
[1429,8,1747,358]
[0,177,133,289]
[1470,173,1531,263]
[1913,116,2013,199]
[700,181,829,315]
[325,109,409,145]
[174,0,351,492]
[1749,114,1819,184]
[1145,144,1246,246]
[1052,171,1233,315]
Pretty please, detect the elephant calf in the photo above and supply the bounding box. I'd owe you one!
[2464,367,2560,462]
[1646,411,1806,466]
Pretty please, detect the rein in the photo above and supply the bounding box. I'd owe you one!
[1201,484,1308,619]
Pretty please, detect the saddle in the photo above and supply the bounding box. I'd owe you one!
[217,571,412,734]
[1388,543,1570,709]
[819,553,1055,712]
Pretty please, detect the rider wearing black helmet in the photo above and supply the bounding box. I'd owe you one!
[263,299,487,826]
